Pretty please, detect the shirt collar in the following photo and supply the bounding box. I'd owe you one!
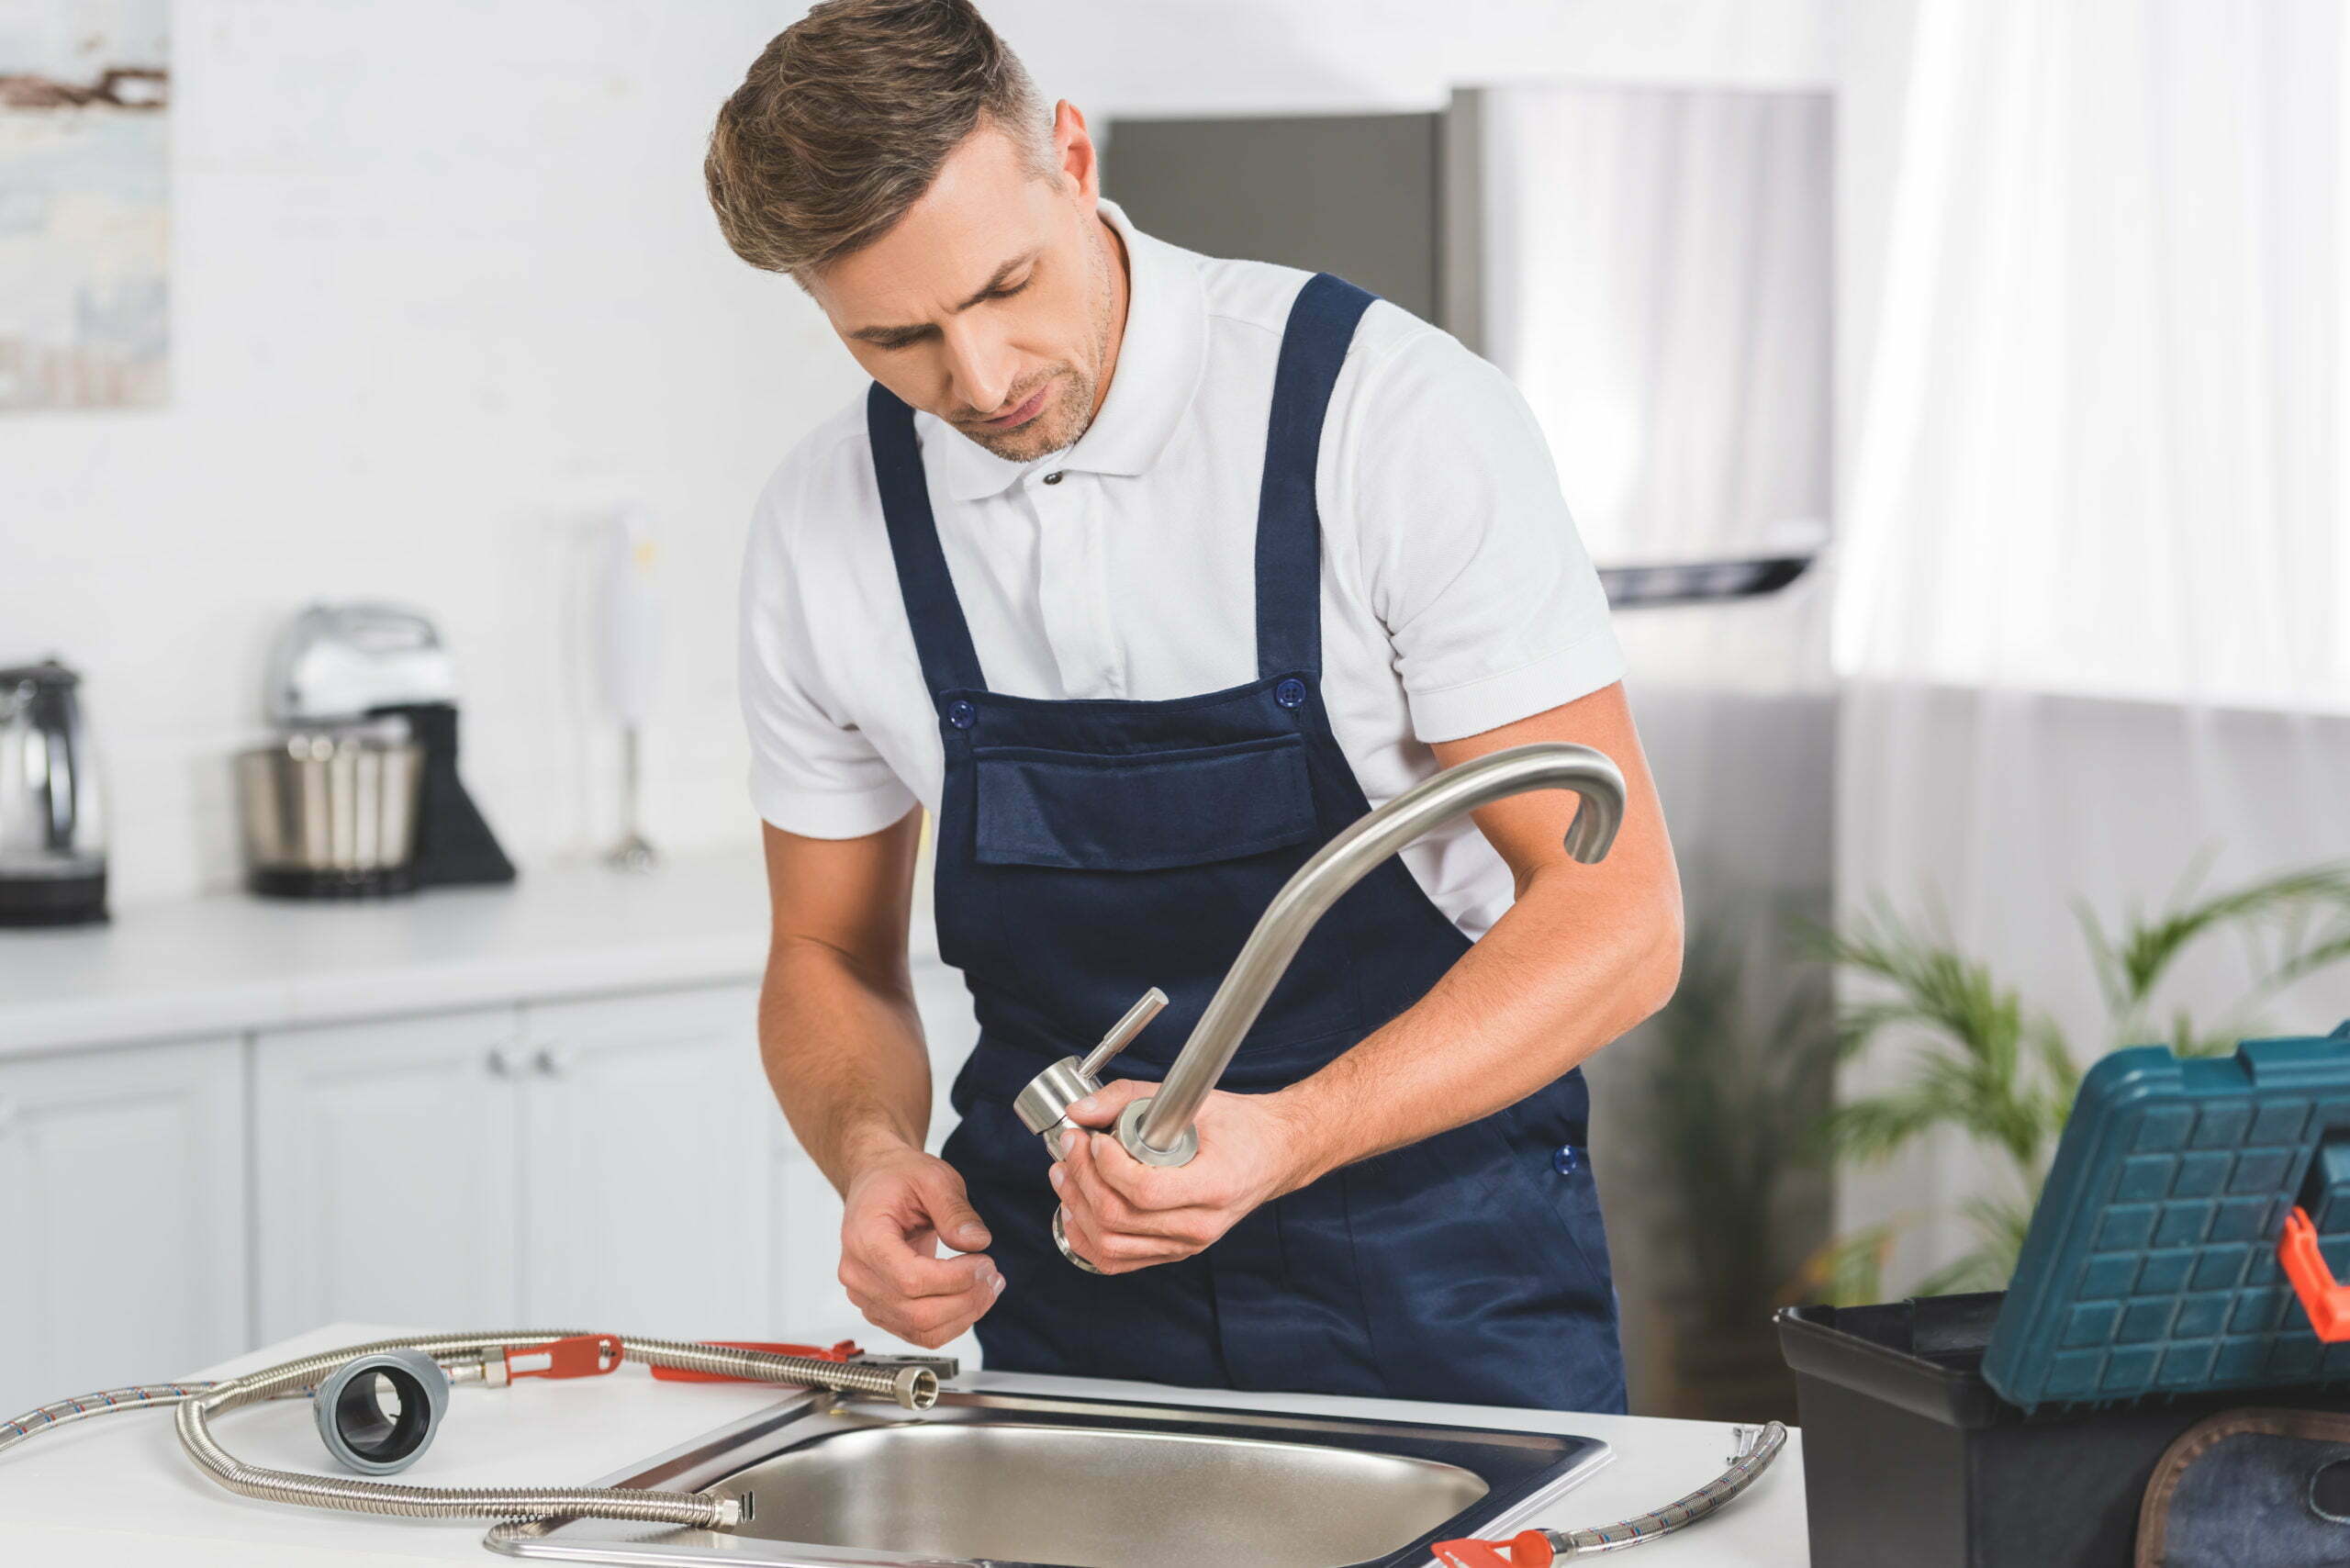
[921,199,1208,503]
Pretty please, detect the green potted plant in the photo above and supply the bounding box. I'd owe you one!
[1813,862,2350,1302]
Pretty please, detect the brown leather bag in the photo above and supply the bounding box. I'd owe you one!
[2137,1407,2350,1567]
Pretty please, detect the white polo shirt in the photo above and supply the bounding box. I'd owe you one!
[740,201,1624,940]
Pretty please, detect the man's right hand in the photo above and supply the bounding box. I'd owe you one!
[838,1146,1002,1350]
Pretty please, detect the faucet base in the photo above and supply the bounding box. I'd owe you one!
[1051,1208,1104,1274]
[1115,1098,1201,1167]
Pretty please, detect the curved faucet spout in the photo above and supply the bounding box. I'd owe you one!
[1122,741,1628,1165]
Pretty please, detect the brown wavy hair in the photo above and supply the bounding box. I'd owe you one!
[705,0,1049,278]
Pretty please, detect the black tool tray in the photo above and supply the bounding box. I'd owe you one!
[1779,1292,2348,1568]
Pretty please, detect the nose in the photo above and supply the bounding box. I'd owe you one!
[940,318,1015,418]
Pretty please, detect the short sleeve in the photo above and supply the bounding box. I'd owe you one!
[738,457,920,839]
[1336,323,1625,745]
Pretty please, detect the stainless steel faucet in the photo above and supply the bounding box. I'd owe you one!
[1015,742,1628,1270]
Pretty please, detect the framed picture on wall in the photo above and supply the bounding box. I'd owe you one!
[0,0,169,410]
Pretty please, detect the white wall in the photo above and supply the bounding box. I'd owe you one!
[3,0,1835,909]
[6,1,860,905]
[992,0,1834,114]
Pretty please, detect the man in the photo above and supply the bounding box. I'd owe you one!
[707,0,1680,1414]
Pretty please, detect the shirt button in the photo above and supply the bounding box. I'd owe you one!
[1274,678,1307,710]
[946,700,976,730]
[1041,470,1066,486]
[1551,1145,1581,1177]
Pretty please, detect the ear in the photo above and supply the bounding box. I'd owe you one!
[1051,100,1100,207]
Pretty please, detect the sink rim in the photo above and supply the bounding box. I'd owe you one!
[489,1383,1612,1568]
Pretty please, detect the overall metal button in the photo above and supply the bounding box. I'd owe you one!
[1551,1144,1581,1177]
[946,700,977,730]
[1275,678,1307,709]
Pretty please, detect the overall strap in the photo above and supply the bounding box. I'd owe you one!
[1255,273,1378,682]
[867,383,987,695]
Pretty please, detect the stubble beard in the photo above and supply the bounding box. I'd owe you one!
[957,221,1117,465]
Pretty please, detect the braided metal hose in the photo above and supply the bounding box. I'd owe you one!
[2,1333,933,1529]
[19,1328,919,1532]
[1,1383,218,1459]
[1528,1421,1789,1558]
[1436,1421,1790,1566]
[173,1330,934,1529]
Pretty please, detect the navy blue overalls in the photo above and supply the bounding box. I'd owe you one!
[868,273,1627,1414]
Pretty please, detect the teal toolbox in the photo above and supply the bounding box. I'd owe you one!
[1985,1023,2350,1410]
[1780,1022,2350,1568]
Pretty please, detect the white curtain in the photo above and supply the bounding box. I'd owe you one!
[1840,0,2349,708]
[1836,0,2350,1283]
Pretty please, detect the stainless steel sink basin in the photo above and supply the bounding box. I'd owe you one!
[492,1387,1609,1568]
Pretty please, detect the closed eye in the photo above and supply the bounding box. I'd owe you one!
[850,255,1040,351]
[864,280,1033,352]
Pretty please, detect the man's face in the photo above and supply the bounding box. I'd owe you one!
[807,108,1120,464]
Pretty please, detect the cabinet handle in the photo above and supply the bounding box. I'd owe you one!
[533,1044,574,1078]
[486,1045,521,1079]
[0,1095,17,1135]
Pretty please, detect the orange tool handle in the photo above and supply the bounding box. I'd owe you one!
[2279,1207,2350,1342]
[1433,1533,1555,1567]
[503,1334,623,1381]
[1433,1541,1514,1568]
[648,1340,865,1383]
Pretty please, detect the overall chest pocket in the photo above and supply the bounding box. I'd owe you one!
[973,734,1318,872]
[960,730,1361,1058]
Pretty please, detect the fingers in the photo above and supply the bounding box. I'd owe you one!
[843,1268,1001,1348]
[1057,1198,1195,1274]
[907,1159,993,1254]
[1066,1121,1239,1215]
[838,1225,1001,1348]
[1055,1132,1211,1240]
[1053,1129,1217,1272]
[843,1159,997,1297]
[838,1156,1003,1347]
[1063,1076,1157,1131]
[843,1204,997,1298]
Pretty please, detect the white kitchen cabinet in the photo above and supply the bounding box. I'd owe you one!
[254,986,784,1345]
[0,1037,247,1416]
[520,986,772,1333]
[771,1135,864,1346]
[253,1007,523,1341]
[4,882,985,1407]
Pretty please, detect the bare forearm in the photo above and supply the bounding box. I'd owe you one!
[758,935,934,1193]
[1058,863,1683,1274]
[1276,860,1683,1184]
[1055,689,1684,1274]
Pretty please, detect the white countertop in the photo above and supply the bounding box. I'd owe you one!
[0,1325,1807,1566]
[0,852,790,1058]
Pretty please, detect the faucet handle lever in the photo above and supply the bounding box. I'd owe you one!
[1009,987,1168,1279]
[1013,987,1170,1149]
[1080,987,1169,1079]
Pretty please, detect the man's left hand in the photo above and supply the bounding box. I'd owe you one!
[1051,1080,1321,1273]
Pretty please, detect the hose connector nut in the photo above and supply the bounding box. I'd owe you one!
[891,1365,940,1410]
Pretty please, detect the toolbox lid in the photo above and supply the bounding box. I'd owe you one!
[1984,1022,2350,1410]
